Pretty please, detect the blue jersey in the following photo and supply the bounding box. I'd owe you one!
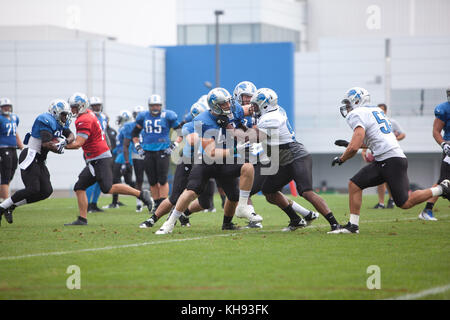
[114,125,134,164]
[183,112,194,123]
[0,113,19,147]
[30,113,68,139]
[181,121,196,160]
[96,112,108,131]
[435,101,450,141]
[136,110,180,151]
[123,121,142,156]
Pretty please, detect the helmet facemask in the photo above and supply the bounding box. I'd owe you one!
[340,99,353,118]
[1,105,12,116]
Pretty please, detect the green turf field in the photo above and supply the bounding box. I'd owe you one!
[0,194,449,300]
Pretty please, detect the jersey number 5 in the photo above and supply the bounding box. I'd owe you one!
[145,119,162,134]
[372,111,392,134]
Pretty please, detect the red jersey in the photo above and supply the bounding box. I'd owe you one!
[75,109,110,159]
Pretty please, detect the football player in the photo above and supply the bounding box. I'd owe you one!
[244,88,338,232]
[155,87,261,234]
[330,87,450,234]
[123,105,146,212]
[0,98,24,204]
[132,94,181,213]
[85,97,109,213]
[418,87,450,221]
[0,100,73,225]
[64,92,154,226]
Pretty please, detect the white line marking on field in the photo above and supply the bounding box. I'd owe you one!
[1,214,448,261]
[385,284,450,300]
[0,233,236,261]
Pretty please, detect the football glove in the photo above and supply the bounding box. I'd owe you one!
[441,141,450,156]
[216,115,230,128]
[334,139,349,147]
[55,138,67,154]
[331,156,343,166]
[135,143,145,157]
[120,163,132,176]
[234,141,251,154]
[163,141,179,156]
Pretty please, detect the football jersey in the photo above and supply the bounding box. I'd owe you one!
[27,112,69,156]
[136,110,180,151]
[434,101,450,141]
[114,124,133,164]
[346,106,406,161]
[96,112,108,131]
[0,113,19,148]
[181,121,196,161]
[123,121,143,160]
[75,109,110,160]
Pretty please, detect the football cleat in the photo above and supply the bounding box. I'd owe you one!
[102,203,120,209]
[244,221,263,229]
[139,190,155,213]
[222,222,241,230]
[386,199,395,209]
[328,222,359,234]
[282,218,307,232]
[329,223,342,232]
[418,209,438,221]
[439,179,450,200]
[179,215,191,227]
[139,217,156,228]
[155,220,175,235]
[88,203,104,213]
[3,205,15,224]
[235,205,263,223]
[117,201,126,207]
[304,211,319,225]
[373,203,385,209]
[64,216,88,226]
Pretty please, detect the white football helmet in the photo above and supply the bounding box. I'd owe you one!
[250,88,278,117]
[89,96,103,115]
[340,87,370,118]
[207,88,232,115]
[68,92,89,117]
[233,81,257,105]
[116,110,132,127]
[148,94,163,116]
[190,102,208,118]
[49,99,72,126]
[0,97,13,116]
[132,105,145,120]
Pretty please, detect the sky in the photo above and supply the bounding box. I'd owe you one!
[0,0,177,47]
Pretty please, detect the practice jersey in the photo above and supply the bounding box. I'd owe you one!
[0,113,19,148]
[75,109,111,160]
[96,112,108,131]
[256,106,309,165]
[26,112,69,156]
[435,101,450,141]
[123,121,143,160]
[114,124,133,164]
[181,121,196,161]
[136,110,180,151]
[346,106,405,161]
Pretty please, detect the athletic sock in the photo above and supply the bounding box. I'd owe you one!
[112,194,119,205]
[150,213,159,222]
[349,213,359,226]
[184,209,192,217]
[0,197,14,209]
[324,212,338,227]
[425,202,435,211]
[168,209,182,224]
[291,201,311,217]
[238,190,250,206]
[223,215,233,224]
[282,204,300,221]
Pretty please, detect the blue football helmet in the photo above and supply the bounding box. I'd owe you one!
[49,99,72,126]
[207,88,232,116]
[340,87,370,118]
[233,81,257,105]
[68,92,89,117]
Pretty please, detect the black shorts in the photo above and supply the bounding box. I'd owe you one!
[0,147,18,184]
[351,157,409,207]
[261,155,313,196]
[198,179,215,209]
[250,163,269,196]
[438,152,450,184]
[112,162,134,187]
[144,150,170,186]
[133,159,145,185]
[169,163,192,205]
[186,164,241,202]
[74,157,114,193]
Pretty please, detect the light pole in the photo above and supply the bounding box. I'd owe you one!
[214,10,224,88]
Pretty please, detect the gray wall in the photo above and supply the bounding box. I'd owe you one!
[0,40,165,191]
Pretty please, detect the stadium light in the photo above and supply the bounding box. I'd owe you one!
[214,10,224,88]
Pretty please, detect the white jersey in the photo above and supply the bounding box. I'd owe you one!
[256,107,295,145]
[346,106,406,161]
